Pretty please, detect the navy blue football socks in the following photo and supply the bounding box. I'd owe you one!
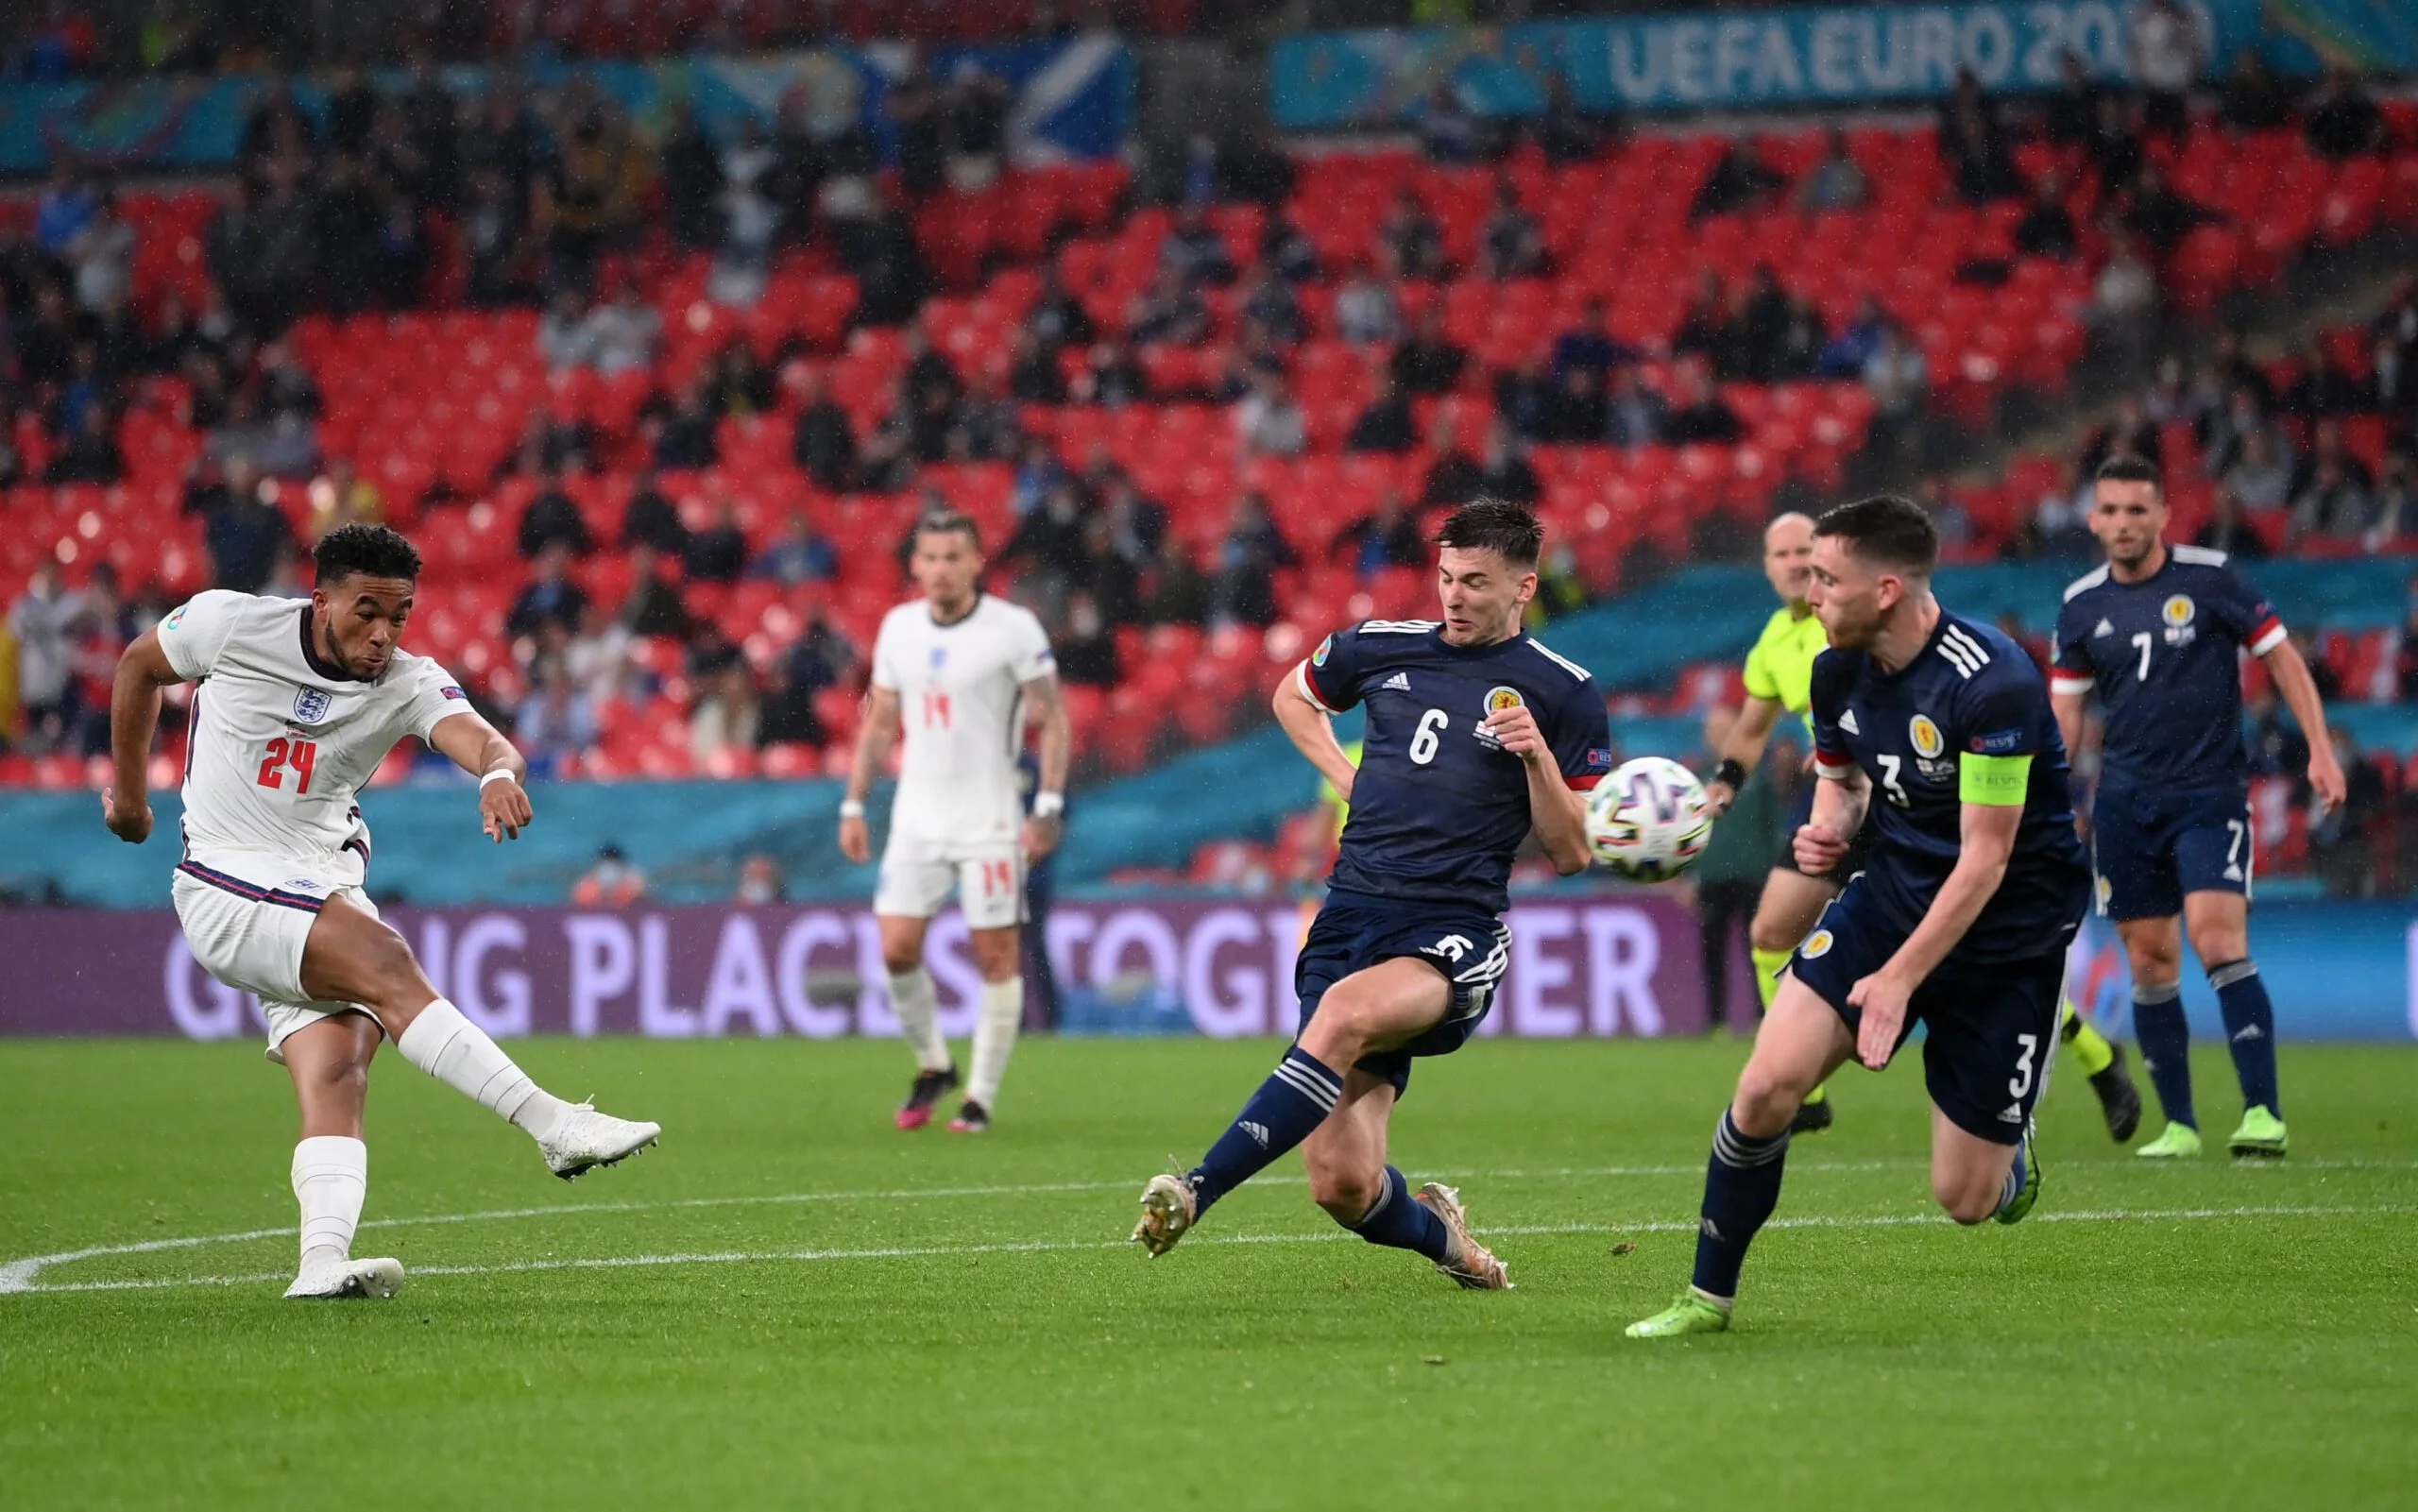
[2133,981,2197,1130]
[1187,1045,1343,1214]
[2208,959,2281,1115]
[1342,1164,1452,1261]
[1690,1109,1790,1300]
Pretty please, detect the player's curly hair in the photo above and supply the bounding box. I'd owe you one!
[1436,496,1543,568]
[1815,495,1938,576]
[314,523,424,586]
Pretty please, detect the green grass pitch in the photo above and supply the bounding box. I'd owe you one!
[2,1035,2413,1510]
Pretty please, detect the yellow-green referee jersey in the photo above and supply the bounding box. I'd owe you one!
[1742,606,1829,736]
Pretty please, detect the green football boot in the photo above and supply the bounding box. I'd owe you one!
[2136,1121,2204,1160]
[1994,1122,2041,1226]
[2228,1107,2289,1160]
[1626,1292,1733,1339]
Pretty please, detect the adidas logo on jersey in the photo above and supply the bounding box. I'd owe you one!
[1838,709,1860,735]
[1381,671,1411,691]
[2093,618,2115,637]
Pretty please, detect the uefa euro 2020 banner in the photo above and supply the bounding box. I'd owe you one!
[0,897,2410,1042]
[1270,0,2414,130]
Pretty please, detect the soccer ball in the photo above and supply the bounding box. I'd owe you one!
[1585,756,1713,882]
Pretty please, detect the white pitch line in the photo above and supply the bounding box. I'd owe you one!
[9,1203,2409,1297]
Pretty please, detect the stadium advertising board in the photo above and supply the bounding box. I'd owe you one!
[2,898,2410,1042]
[1271,0,2331,129]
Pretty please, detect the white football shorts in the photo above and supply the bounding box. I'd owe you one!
[874,835,1026,930]
[170,849,382,1062]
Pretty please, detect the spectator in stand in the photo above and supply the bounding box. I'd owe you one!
[2306,66,2385,161]
[616,543,690,638]
[2374,278,2418,365]
[1795,128,1868,212]
[2222,427,2294,514]
[2289,450,2380,548]
[2294,418,2375,500]
[1347,372,1418,453]
[1127,268,1210,347]
[2141,352,2212,430]
[584,278,661,376]
[1606,366,1670,450]
[1160,203,1235,288]
[64,190,132,313]
[1411,80,1482,165]
[1099,471,1169,570]
[620,467,689,557]
[1669,268,1731,367]
[652,379,721,470]
[204,473,294,592]
[518,466,595,558]
[658,103,724,251]
[2075,397,2165,477]
[43,403,125,484]
[942,60,1010,191]
[2090,229,2159,328]
[1378,189,1446,281]
[2128,0,2205,143]
[52,343,119,441]
[2204,382,2284,474]
[516,657,598,773]
[1334,258,1401,349]
[1477,177,1548,280]
[1861,326,1928,457]
[685,497,750,584]
[1025,260,1097,352]
[790,368,858,491]
[1259,212,1320,284]
[2373,451,2415,543]
[1492,353,1551,442]
[1918,477,1978,551]
[1691,139,1785,220]
[537,288,597,372]
[1390,302,1467,396]
[2375,333,2413,419]
[1537,364,1609,445]
[703,337,776,418]
[1011,436,1070,518]
[2284,341,2368,421]
[1817,293,1891,378]
[1055,592,1121,688]
[887,57,944,198]
[1732,263,1817,381]
[1474,417,1542,504]
[949,365,1023,462]
[1533,71,1611,165]
[459,165,536,308]
[1664,365,1746,446]
[506,542,591,638]
[8,561,83,755]
[2121,162,2223,254]
[750,510,839,586]
[2014,172,2080,259]
[1075,518,1145,627]
[1007,328,1067,403]
[1421,415,1481,507]
[690,661,761,764]
[999,483,1091,612]
[572,844,647,907]
[1084,337,1151,408]
[1238,266,1308,347]
[1940,74,2025,202]
[2042,50,2103,145]
[1235,369,1306,459]
[33,162,96,257]
[2195,486,2270,557]
[1330,489,1426,579]
[1553,296,1641,383]
[2218,47,2296,134]
[1211,491,1298,627]
[1146,540,1214,627]
[309,457,384,539]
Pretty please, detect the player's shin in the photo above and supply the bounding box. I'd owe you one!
[1340,1164,1451,1262]
[2132,981,2197,1130]
[1187,1046,1344,1214]
[887,967,953,1073]
[2207,960,2280,1116]
[965,976,1023,1110]
[293,1135,367,1265]
[1691,1110,1790,1304]
[394,998,570,1141]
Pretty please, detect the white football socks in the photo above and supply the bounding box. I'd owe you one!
[887,967,953,1073]
[395,998,570,1142]
[967,976,1025,1110]
[292,1135,366,1265]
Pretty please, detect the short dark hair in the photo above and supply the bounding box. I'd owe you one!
[1814,494,1938,577]
[314,523,422,586]
[1435,496,1543,569]
[912,508,981,552]
[2095,452,2164,494]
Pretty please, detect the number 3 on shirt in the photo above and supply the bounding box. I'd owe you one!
[256,737,317,794]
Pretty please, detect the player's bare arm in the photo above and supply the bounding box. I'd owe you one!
[1484,701,1591,875]
[2258,637,2347,812]
[1796,760,1870,875]
[102,627,181,843]
[1703,692,1782,815]
[427,711,533,842]
[2049,687,2092,840]
[1850,800,2022,1068]
[840,684,903,864]
[1020,671,1071,860]
[1274,661,1361,801]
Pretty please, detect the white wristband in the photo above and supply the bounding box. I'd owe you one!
[1031,791,1064,819]
[480,768,518,789]
[839,799,865,819]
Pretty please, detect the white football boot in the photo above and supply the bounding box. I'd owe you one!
[539,1102,662,1180]
[284,1254,405,1300]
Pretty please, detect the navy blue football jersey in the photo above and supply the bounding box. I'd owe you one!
[1809,613,2089,967]
[2052,545,2285,792]
[1303,619,1612,915]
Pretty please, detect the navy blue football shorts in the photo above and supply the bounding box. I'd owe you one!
[1787,877,2066,1146]
[1295,889,1509,1096]
[2090,780,2253,921]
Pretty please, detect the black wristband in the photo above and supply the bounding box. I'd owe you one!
[1713,759,1748,790]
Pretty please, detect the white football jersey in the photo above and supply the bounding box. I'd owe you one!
[871,593,1055,846]
[158,590,468,871]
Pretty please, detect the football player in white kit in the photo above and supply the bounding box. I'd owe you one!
[838,510,1070,1133]
[103,525,660,1300]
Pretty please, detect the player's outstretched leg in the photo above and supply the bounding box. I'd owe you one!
[1630,977,1845,1338]
[279,1013,404,1300]
[2059,996,2141,1142]
[302,897,660,1179]
[1301,1073,1507,1289]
